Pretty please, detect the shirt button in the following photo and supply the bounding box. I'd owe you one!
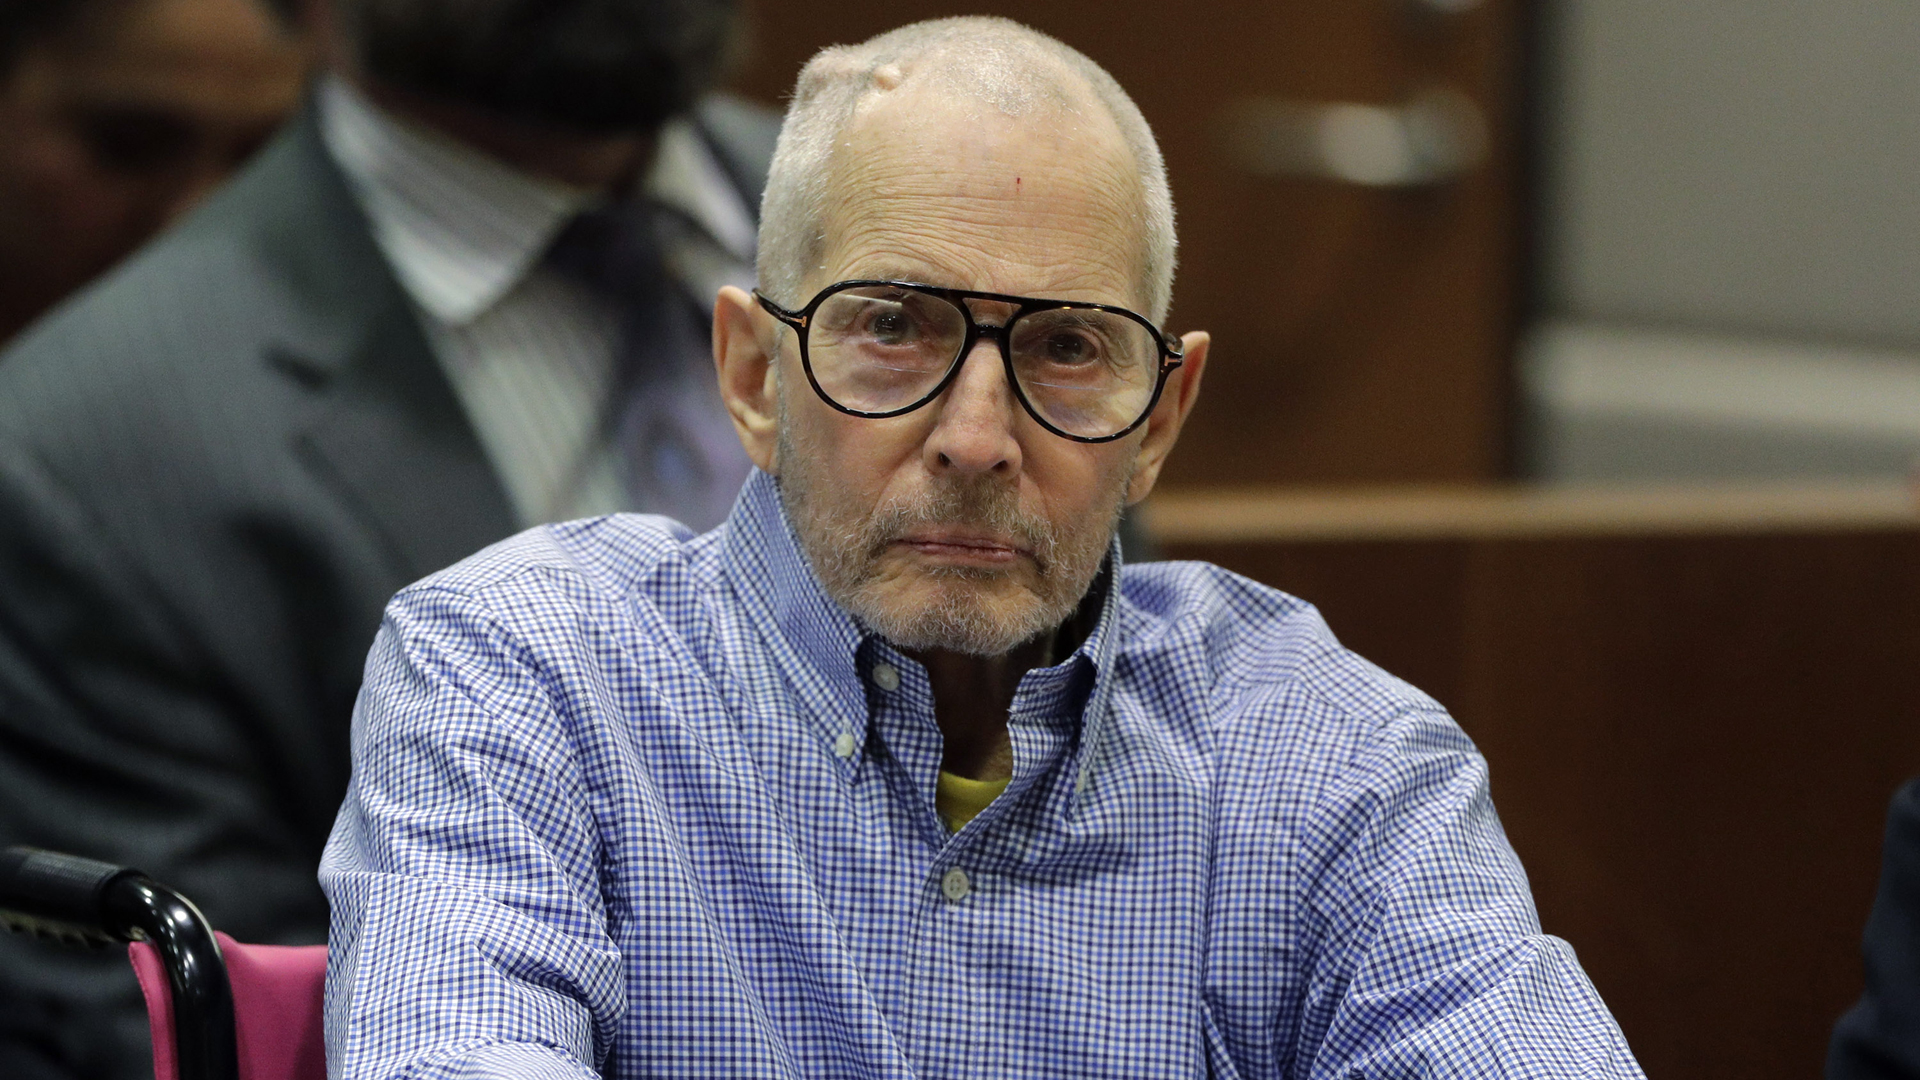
[941,867,971,903]
[871,662,901,692]
[832,732,858,759]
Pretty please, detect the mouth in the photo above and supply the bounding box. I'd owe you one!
[890,528,1030,567]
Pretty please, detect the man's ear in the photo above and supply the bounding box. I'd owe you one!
[1125,330,1209,505]
[713,286,781,473]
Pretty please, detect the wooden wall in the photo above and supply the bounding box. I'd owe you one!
[1149,483,1920,1079]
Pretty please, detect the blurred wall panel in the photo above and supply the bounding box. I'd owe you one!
[730,0,1532,486]
[1538,0,1920,344]
[1525,1,1920,483]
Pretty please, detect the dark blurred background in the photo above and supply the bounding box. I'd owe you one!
[6,1,1920,1077]
[0,0,306,344]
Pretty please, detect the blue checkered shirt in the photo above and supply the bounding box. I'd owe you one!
[321,470,1641,1079]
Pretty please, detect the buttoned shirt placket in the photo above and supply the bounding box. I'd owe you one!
[722,479,1129,1079]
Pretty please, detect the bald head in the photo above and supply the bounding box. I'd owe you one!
[757,17,1177,322]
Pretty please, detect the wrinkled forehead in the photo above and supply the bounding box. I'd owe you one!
[814,79,1150,303]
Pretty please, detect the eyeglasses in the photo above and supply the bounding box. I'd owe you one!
[754,280,1185,443]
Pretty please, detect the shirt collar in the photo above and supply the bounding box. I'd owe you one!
[721,470,1126,802]
[644,119,757,264]
[1062,553,1123,809]
[723,471,871,735]
[317,75,755,327]
[317,76,591,325]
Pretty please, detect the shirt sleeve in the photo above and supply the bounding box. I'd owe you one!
[321,582,624,1080]
[1290,703,1645,1078]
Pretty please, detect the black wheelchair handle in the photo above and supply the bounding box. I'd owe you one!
[0,846,145,938]
[0,846,239,1080]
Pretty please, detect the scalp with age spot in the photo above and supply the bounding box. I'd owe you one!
[756,16,1177,323]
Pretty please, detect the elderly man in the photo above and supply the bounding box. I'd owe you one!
[323,17,1642,1079]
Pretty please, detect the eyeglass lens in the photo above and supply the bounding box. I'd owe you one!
[807,285,1161,438]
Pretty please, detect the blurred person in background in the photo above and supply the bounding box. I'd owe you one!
[1831,779,1920,1079]
[0,0,773,1076]
[0,0,306,346]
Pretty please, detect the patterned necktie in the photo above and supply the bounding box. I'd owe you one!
[545,200,753,532]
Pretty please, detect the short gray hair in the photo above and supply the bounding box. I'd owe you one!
[756,16,1177,323]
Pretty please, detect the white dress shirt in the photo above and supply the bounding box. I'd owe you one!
[316,76,756,527]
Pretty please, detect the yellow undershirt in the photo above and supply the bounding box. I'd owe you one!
[936,770,1010,832]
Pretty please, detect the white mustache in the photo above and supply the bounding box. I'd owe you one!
[862,482,1055,569]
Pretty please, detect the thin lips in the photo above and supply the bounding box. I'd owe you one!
[896,529,1028,555]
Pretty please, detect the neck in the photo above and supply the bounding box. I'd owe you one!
[911,559,1112,783]
[351,75,655,193]
[915,634,1054,783]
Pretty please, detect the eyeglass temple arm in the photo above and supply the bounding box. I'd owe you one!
[752,291,807,327]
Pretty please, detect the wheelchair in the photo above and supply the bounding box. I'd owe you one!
[0,845,325,1080]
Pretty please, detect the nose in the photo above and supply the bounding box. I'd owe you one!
[921,333,1023,478]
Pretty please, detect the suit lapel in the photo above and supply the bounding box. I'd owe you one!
[252,108,518,582]
[244,94,781,583]
[295,305,519,581]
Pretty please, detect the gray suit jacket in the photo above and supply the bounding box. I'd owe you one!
[0,98,778,1080]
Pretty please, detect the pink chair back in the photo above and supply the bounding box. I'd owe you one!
[129,933,327,1080]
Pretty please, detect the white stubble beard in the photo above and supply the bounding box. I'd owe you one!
[775,414,1127,657]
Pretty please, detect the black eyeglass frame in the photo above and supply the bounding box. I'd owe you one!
[754,280,1186,444]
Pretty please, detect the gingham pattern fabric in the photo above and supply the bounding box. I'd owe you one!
[321,470,1643,1079]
